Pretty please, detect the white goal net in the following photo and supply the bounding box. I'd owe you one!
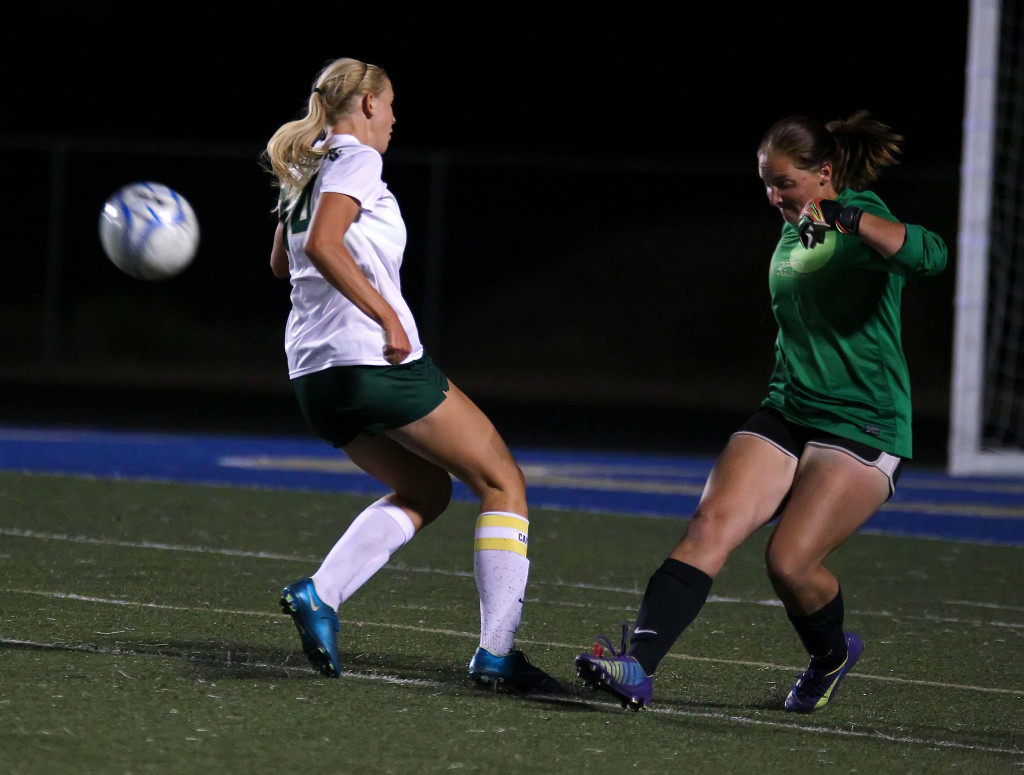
[949,0,1024,476]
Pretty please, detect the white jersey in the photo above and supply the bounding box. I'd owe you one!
[283,133,423,377]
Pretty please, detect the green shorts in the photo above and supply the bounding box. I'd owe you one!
[291,355,450,448]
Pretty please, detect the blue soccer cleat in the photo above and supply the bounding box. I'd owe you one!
[280,578,342,678]
[784,632,864,713]
[575,624,653,711]
[468,647,564,694]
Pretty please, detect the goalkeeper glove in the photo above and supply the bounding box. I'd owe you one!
[796,199,864,249]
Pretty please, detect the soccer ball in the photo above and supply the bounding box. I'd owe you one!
[98,182,200,281]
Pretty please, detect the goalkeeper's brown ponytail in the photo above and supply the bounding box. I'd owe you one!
[757,111,903,192]
[826,111,903,191]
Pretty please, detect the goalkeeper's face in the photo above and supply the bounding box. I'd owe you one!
[758,153,835,226]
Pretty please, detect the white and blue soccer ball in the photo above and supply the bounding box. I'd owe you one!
[98,182,200,281]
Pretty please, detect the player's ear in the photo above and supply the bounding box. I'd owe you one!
[819,162,832,186]
[362,93,375,118]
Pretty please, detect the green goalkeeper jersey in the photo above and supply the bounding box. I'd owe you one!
[762,189,947,458]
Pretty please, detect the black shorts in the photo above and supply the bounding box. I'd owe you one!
[291,355,450,448]
[734,408,903,497]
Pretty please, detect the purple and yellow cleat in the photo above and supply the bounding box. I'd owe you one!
[575,626,653,711]
[784,632,864,713]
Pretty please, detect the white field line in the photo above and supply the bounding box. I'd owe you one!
[217,455,714,481]
[212,456,714,497]
[2,423,1023,498]
[0,633,1020,757]
[879,501,1024,519]
[3,527,1023,632]
[219,455,1024,512]
[217,452,1024,495]
[943,599,1024,613]
[8,462,1024,524]
[6,588,1023,699]
[4,430,1024,519]
[218,452,1024,495]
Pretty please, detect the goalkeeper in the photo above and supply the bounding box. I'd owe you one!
[576,111,947,712]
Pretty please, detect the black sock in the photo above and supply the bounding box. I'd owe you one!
[787,588,847,671]
[627,559,713,676]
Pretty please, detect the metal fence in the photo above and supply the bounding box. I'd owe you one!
[4,135,960,422]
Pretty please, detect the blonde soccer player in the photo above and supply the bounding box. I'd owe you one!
[264,57,560,693]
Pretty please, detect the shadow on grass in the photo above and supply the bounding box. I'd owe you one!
[655,689,787,714]
[0,637,596,712]
[1,637,300,679]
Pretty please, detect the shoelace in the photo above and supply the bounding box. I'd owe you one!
[792,658,843,696]
[591,621,631,658]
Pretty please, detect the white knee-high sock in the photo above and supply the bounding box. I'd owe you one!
[311,498,416,610]
[474,511,530,655]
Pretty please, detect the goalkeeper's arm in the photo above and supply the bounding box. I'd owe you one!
[798,198,907,258]
[853,211,908,259]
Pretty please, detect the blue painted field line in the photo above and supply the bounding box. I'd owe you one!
[0,425,1022,546]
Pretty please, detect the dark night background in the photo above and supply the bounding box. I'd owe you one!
[1,6,971,465]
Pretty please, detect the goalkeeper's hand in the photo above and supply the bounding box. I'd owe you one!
[796,198,864,249]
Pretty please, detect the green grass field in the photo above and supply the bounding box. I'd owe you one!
[1,470,1021,773]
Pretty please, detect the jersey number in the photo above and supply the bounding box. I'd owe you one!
[287,173,318,235]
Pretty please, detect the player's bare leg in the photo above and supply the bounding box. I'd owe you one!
[342,433,454,532]
[387,382,561,693]
[766,445,889,613]
[766,445,889,711]
[671,434,798,576]
[281,435,452,678]
[577,435,796,708]
[385,382,526,516]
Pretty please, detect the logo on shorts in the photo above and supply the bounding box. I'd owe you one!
[863,425,881,437]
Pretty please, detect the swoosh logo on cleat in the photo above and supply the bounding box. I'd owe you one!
[309,596,320,611]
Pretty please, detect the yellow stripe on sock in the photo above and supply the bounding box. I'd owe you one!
[475,514,529,533]
[474,537,528,556]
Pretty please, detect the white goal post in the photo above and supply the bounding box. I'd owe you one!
[949,0,1024,476]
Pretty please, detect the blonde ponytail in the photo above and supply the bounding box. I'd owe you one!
[264,58,389,212]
